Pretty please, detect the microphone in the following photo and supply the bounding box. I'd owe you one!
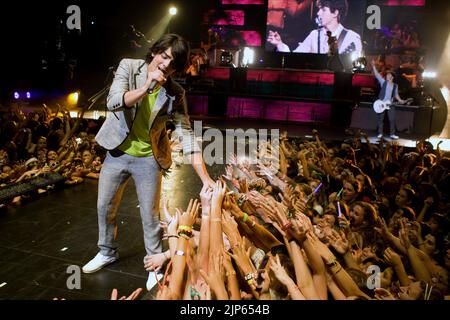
[147,80,158,94]
[147,67,166,94]
[315,17,323,29]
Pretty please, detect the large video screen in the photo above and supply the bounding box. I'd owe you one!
[265,0,366,56]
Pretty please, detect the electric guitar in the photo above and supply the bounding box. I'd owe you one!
[373,98,413,113]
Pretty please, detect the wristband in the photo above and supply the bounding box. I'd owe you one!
[178,232,193,240]
[178,225,192,232]
[175,250,185,256]
[244,273,254,285]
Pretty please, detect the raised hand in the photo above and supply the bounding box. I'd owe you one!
[269,254,293,286]
[221,209,241,247]
[110,288,143,300]
[179,199,200,229]
[399,219,411,249]
[199,253,228,300]
[211,180,227,207]
[383,247,402,266]
[327,229,350,255]
[199,185,213,215]
[306,232,335,263]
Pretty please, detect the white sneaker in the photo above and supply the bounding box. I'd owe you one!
[146,271,164,291]
[377,134,383,139]
[82,252,118,273]
[390,134,399,140]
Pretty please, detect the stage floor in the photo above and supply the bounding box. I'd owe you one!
[0,162,224,300]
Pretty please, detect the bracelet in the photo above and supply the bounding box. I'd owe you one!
[178,225,192,232]
[237,194,247,206]
[244,273,254,285]
[242,213,249,223]
[167,235,179,239]
[330,264,343,275]
[326,259,339,268]
[175,250,185,257]
[226,271,236,277]
[178,232,193,240]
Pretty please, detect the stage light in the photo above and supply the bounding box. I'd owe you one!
[67,91,79,105]
[13,92,20,99]
[351,52,359,62]
[26,92,31,99]
[423,70,437,78]
[241,47,255,67]
[352,57,367,72]
[169,7,177,16]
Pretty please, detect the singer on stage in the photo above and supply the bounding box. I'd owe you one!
[81,33,214,291]
[267,0,362,55]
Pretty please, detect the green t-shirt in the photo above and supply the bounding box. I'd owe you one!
[118,89,160,157]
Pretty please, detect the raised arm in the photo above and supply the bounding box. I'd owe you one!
[372,60,385,85]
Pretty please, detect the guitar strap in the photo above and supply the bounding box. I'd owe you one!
[337,29,348,51]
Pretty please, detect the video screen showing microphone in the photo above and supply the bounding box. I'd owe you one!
[265,0,366,56]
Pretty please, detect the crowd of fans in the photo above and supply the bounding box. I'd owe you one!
[0,103,105,206]
[142,129,449,300]
[2,103,449,300]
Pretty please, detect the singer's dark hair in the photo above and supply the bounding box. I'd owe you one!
[316,0,348,23]
[145,33,190,72]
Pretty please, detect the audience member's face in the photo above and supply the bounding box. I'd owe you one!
[79,132,89,142]
[426,217,440,234]
[422,234,436,256]
[395,189,410,207]
[47,150,58,161]
[82,150,93,166]
[317,6,338,28]
[398,281,422,300]
[349,204,365,227]
[342,182,356,202]
[322,214,336,227]
[37,137,47,150]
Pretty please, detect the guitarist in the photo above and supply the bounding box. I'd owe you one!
[267,0,362,55]
[372,60,407,140]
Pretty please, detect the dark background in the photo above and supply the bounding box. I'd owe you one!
[0,0,449,104]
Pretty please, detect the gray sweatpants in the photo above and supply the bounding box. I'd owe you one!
[96,151,162,257]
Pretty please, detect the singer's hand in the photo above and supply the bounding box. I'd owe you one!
[146,66,166,88]
[267,30,282,46]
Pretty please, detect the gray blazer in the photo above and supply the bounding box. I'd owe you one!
[96,58,200,170]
